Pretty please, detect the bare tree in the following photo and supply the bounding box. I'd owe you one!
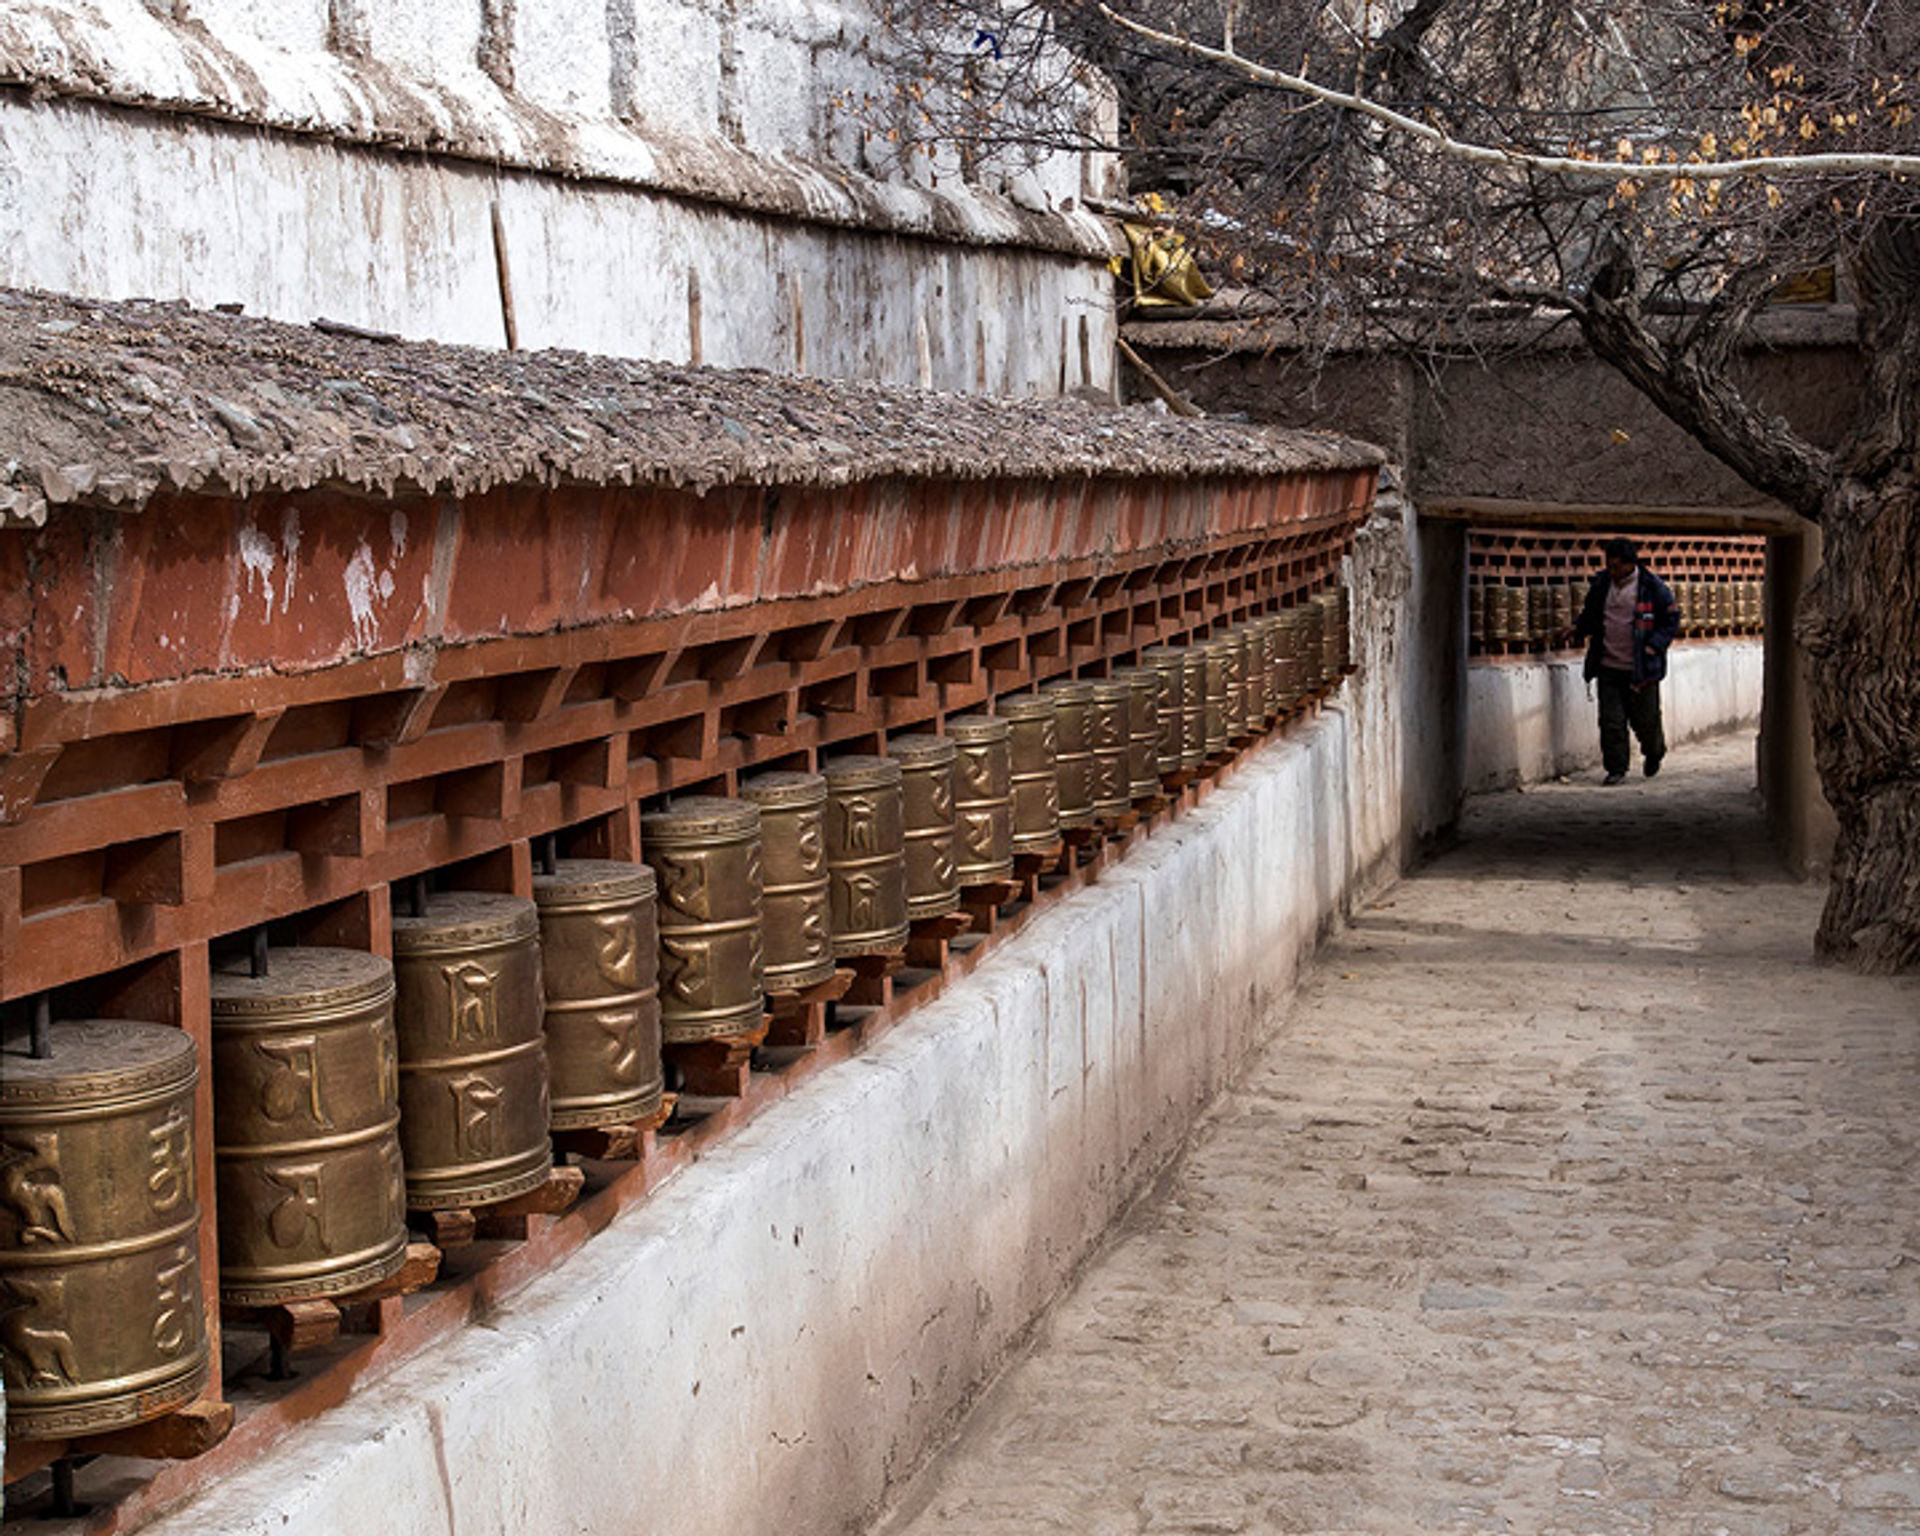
[880,0,1920,973]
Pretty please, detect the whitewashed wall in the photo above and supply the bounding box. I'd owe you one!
[0,0,1121,392]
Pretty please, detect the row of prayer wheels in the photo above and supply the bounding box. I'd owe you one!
[1469,575,1763,650]
[1670,578,1763,635]
[0,586,1352,1442]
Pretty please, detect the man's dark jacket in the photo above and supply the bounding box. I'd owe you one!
[1573,566,1681,685]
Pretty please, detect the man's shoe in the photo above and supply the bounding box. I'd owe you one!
[1603,772,1626,786]
[1643,751,1664,779]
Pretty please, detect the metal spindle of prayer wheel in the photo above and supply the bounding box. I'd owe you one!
[531,860,665,1130]
[1140,646,1191,774]
[1108,665,1164,800]
[1200,638,1231,757]
[1039,680,1097,829]
[994,693,1062,854]
[391,892,553,1211]
[823,755,911,957]
[641,797,766,1043]
[739,773,836,993]
[945,715,1015,884]
[887,734,962,921]
[0,1019,209,1439]
[1086,677,1134,820]
[210,947,407,1303]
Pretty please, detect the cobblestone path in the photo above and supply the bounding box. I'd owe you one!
[877,732,1920,1536]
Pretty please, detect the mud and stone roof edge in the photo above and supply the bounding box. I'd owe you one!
[0,290,1384,529]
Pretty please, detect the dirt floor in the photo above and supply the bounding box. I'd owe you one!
[874,730,1920,1536]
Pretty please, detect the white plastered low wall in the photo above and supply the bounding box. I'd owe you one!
[1465,638,1764,792]
[141,702,1397,1536]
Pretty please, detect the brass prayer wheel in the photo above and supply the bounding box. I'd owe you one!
[1140,646,1193,773]
[532,860,665,1130]
[1220,627,1252,740]
[1087,677,1134,819]
[641,797,767,1042]
[210,948,407,1305]
[1241,617,1278,725]
[1273,608,1308,713]
[1108,665,1163,799]
[994,693,1062,853]
[1300,596,1328,690]
[391,892,553,1211]
[1200,639,1231,757]
[888,734,962,921]
[1039,680,1096,829]
[0,1020,208,1440]
[1317,587,1346,680]
[823,755,911,956]
[1468,581,1488,647]
[946,714,1016,884]
[739,774,836,993]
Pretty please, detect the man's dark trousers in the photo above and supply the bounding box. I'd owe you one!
[1596,666,1665,776]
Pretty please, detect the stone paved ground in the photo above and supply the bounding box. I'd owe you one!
[875,732,1920,1536]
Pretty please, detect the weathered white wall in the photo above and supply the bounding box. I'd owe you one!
[139,505,1439,1536]
[0,0,1120,393]
[1465,639,1765,792]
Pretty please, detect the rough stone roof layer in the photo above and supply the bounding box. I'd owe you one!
[0,289,1382,528]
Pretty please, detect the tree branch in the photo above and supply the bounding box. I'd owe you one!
[1573,241,1833,519]
[1090,2,1920,184]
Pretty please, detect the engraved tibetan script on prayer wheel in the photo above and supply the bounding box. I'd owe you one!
[945,715,1015,884]
[641,798,767,1043]
[823,755,911,956]
[1039,680,1096,829]
[1140,646,1192,774]
[994,693,1062,853]
[739,774,836,993]
[391,893,553,1212]
[888,734,962,921]
[0,1020,208,1441]
[1108,666,1164,799]
[1200,639,1231,757]
[1087,677,1134,819]
[532,860,665,1130]
[210,948,407,1305]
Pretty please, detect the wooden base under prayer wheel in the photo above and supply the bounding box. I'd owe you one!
[409,1165,586,1250]
[222,1241,443,1364]
[763,969,855,1052]
[904,910,975,971]
[664,1020,770,1099]
[549,1097,676,1162]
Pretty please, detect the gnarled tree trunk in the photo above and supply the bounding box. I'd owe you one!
[1798,470,1920,973]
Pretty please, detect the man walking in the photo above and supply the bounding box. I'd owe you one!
[1572,536,1681,785]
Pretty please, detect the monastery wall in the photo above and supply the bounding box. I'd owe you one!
[0,0,1119,392]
